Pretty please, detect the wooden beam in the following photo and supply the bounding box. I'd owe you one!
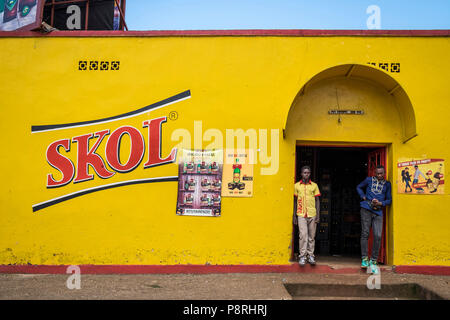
[345,64,356,77]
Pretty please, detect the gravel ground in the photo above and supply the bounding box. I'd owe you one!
[0,272,448,300]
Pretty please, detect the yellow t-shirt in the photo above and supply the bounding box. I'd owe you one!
[294,180,321,218]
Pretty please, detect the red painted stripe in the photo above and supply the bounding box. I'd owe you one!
[3,264,448,275]
[0,29,449,38]
[394,265,450,276]
[0,264,391,274]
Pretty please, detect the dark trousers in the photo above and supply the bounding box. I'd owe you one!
[360,207,383,261]
[404,180,412,191]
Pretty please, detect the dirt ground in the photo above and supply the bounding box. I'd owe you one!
[0,272,448,300]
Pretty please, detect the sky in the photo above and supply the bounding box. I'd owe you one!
[125,0,450,31]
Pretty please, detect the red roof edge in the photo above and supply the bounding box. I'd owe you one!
[0,29,449,38]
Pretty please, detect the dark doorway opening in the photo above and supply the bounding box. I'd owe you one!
[292,145,385,262]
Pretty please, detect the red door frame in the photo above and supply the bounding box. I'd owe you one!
[292,143,388,263]
[367,148,388,264]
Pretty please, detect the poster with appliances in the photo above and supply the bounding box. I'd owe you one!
[176,149,223,217]
[397,158,445,194]
[222,149,254,197]
[0,0,43,31]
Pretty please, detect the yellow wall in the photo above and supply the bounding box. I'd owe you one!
[0,35,448,266]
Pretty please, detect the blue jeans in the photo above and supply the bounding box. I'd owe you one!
[404,180,412,191]
[360,208,383,261]
[413,178,423,191]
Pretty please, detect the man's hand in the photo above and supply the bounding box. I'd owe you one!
[293,213,298,225]
[372,199,382,206]
[314,216,320,224]
[371,199,383,210]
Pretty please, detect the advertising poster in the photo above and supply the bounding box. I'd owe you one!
[0,0,42,31]
[113,0,120,30]
[176,149,223,217]
[397,158,445,194]
[222,149,254,197]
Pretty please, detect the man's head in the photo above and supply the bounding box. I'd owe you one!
[301,165,311,182]
[414,165,418,169]
[375,165,385,181]
[405,167,409,171]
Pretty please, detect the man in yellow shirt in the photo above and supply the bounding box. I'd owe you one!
[294,166,321,266]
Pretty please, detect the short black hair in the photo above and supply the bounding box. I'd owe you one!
[376,165,385,171]
[301,165,311,172]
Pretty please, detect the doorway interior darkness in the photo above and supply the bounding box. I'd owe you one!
[292,145,382,261]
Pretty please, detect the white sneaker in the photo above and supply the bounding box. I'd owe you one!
[308,256,316,265]
[298,257,306,266]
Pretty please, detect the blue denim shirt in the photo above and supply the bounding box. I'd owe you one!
[356,177,392,215]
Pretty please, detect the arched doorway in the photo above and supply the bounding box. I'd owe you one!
[285,64,416,265]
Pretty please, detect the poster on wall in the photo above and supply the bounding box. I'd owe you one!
[113,0,120,30]
[0,0,44,31]
[176,149,223,217]
[397,158,445,194]
[222,149,254,197]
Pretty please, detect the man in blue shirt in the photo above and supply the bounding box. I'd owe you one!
[356,165,392,274]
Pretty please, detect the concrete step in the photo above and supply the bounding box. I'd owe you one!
[293,296,419,300]
[284,283,445,300]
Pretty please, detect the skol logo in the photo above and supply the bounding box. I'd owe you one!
[46,117,177,188]
[32,90,191,212]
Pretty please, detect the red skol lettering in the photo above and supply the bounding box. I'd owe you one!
[45,117,177,187]
[72,130,115,183]
[46,139,75,188]
[143,117,177,168]
[105,126,145,172]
